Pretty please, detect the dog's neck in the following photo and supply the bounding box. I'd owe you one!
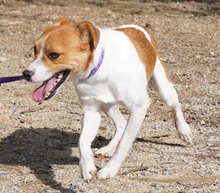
[86,48,105,79]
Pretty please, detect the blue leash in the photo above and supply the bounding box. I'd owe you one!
[0,75,24,85]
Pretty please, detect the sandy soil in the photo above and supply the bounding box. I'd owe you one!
[0,0,219,192]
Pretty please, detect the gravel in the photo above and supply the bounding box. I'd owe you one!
[0,0,219,193]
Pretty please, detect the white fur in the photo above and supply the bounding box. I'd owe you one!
[74,26,192,180]
[75,28,151,180]
[27,46,53,82]
[150,57,192,143]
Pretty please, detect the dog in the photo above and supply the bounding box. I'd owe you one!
[22,18,192,180]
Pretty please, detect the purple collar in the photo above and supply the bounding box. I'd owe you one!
[0,75,24,85]
[86,48,105,78]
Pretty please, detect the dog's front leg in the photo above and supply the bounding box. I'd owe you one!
[79,105,101,181]
[97,98,150,179]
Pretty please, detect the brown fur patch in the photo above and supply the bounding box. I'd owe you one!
[34,19,100,76]
[142,27,171,82]
[116,27,157,81]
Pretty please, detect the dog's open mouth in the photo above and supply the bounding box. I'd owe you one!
[32,69,71,103]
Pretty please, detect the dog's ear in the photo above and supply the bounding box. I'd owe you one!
[77,21,100,50]
[53,17,77,27]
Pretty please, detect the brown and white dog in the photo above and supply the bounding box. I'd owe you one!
[22,18,192,180]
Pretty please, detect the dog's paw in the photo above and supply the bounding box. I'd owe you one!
[81,165,97,181]
[177,123,192,144]
[95,146,116,158]
[80,158,97,181]
[97,166,118,179]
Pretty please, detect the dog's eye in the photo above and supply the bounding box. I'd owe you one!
[48,52,60,60]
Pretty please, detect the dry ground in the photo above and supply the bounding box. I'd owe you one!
[0,0,219,192]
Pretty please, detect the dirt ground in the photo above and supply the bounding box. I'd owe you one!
[0,0,219,192]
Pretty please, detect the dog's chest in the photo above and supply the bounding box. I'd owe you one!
[75,82,116,104]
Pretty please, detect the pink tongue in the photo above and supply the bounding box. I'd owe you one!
[32,77,57,102]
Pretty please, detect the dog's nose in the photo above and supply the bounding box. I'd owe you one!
[22,69,34,81]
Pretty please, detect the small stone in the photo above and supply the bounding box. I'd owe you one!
[208,136,216,142]
[111,15,117,19]
[195,55,201,59]
[97,153,105,160]
[115,176,121,181]
[200,120,206,125]
[107,10,111,14]
[11,10,21,14]
[91,189,99,193]
[210,165,218,171]
[210,52,215,56]
[84,7,91,11]
[30,5,37,9]
[155,184,162,190]
[153,125,160,129]
[71,181,78,188]
[99,126,107,130]
[214,179,220,185]
[43,187,52,193]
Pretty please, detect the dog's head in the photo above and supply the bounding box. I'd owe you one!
[22,18,100,102]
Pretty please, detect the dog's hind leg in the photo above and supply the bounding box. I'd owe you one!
[97,94,151,179]
[95,104,127,158]
[149,57,192,144]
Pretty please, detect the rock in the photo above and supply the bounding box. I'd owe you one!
[153,125,160,129]
[84,7,91,11]
[155,184,162,190]
[195,55,201,59]
[200,120,206,125]
[71,181,78,188]
[210,52,215,56]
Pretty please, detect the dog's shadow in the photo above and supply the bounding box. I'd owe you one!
[0,127,108,193]
[0,127,185,192]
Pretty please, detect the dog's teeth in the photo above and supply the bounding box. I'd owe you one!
[45,92,50,98]
[59,73,63,79]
